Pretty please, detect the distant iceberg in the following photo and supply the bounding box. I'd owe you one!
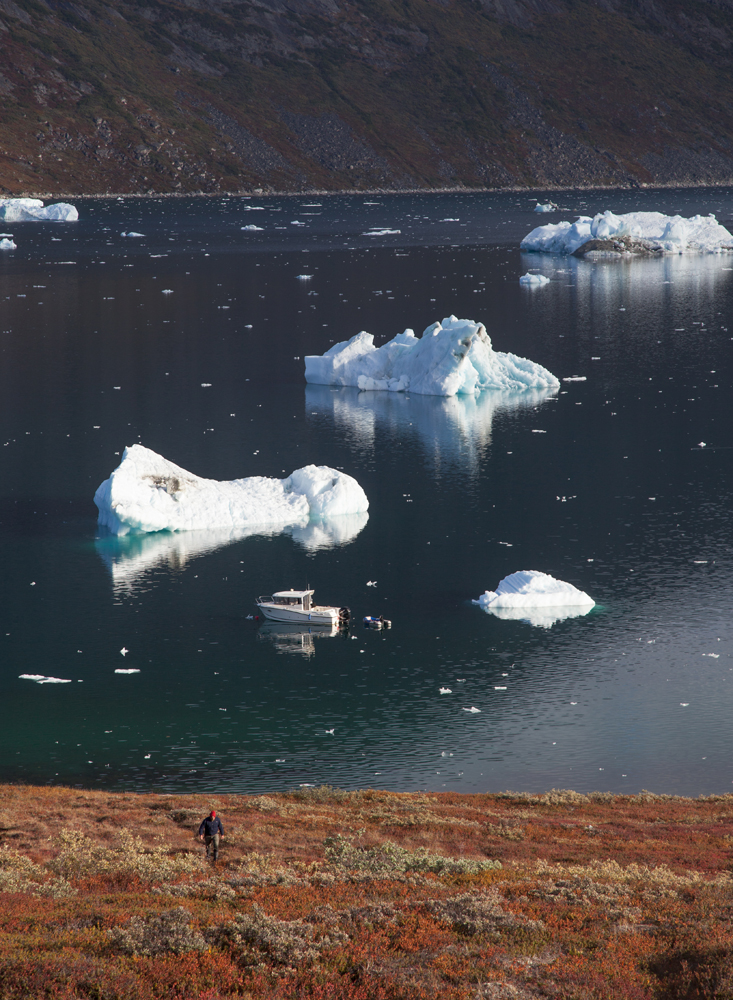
[534,202,557,213]
[0,198,78,222]
[0,238,16,250]
[519,273,550,286]
[474,570,594,628]
[94,444,369,536]
[521,210,733,256]
[305,316,559,397]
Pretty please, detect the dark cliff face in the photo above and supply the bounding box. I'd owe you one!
[1,0,733,194]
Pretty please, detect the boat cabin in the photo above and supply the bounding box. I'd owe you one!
[268,589,314,611]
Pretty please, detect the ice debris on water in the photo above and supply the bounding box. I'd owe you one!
[296,274,313,280]
[0,198,78,222]
[121,232,144,237]
[474,571,594,629]
[519,273,550,286]
[521,210,733,255]
[305,315,559,397]
[439,687,452,694]
[366,580,377,587]
[0,238,16,250]
[242,225,263,231]
[463,706,481,713]
[534,202,558,213]
[93,444,369,535]
[115,668,140,674]
[19,674,72,684]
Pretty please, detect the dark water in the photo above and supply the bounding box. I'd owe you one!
[2,189,733,796]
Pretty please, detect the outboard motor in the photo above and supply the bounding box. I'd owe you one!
[338,607,351,623]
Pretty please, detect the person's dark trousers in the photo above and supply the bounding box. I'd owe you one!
[205,833,220,860]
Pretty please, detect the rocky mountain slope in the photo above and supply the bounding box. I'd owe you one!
[2,0,733,194]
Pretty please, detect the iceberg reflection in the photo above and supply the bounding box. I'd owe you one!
[95,513,369,595]
[480,604,594,629]
[306,384,557,471]
[256,621,340,657]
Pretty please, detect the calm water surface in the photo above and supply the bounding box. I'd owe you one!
[1,189,733,796]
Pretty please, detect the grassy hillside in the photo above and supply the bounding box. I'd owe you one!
[2,0,733,195]
[1,783,733,997]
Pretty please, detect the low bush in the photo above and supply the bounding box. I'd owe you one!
[108,906,206,956]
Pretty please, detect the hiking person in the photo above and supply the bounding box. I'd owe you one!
[198,809,224,861]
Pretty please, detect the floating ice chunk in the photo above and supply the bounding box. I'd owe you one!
[115,668,140,674]
[474,570,594,628]
[296,274,313,280]
[161,289,173,295]
[519,272,550,286]
[439,687,452,694]
[19,674,72,684]
[0,238,16,250]
[242,225,263,231]
[366,580,377,586]
[363,229,401,236]
[522,210,733,255]
[0,198,78,222]
[305,316,559,397]
[463,706,481,713]
[121,232,144,237]
[93,444,369,536]
[563,376,586,382]
[534,202,557,213]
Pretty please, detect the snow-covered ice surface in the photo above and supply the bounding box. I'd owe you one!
[305,316,559,396]
[0,198,78,222]
[474,570,595,629]
[519,272,550,286]
[93,444,369,536]
[521,210,733,255]
[0,238,16,250]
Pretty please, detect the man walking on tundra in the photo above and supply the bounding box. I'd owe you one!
[198,809,224,862]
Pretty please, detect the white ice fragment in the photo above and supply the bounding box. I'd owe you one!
[0,198,78,222]
[201,383,212,387]
[698,442,706,448]
[534,202,557,213]
[474,570,594,629]
[703,653,720,658]
[19,674,72,684]
[0,238,16,250]
[680,702,690,707]
[563,376,587,382]
[120,647,129,656]
[305,316,559,397]
[439,687,452,694]
[521,209,733,255]
[296,274,313,280]
[115,668,140,674]
[363,229,401,235]
[161,289,173,295]
[366,580,377,587]
[519,272,550,286]
[463,706,481,713]
[531,429,547,433]
[121,232,144,237]
[93,444,369,535]
[242,225,263,231]
[494,686,507,690]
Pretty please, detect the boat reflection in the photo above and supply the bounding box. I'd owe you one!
[256,621,341,657]
[305,384,557,471]
[480,604,594,629]
[95,512,369,596]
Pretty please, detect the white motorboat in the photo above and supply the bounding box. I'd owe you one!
[256,589,350,625]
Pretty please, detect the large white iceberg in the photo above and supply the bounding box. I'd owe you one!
[94,445,369,536]
[474,570,594,628]
[0,198,78,222]
[305,316,559,396]
[521,210,733,255]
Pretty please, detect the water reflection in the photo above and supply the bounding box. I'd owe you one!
[306,385,557,471]
[95,512,369,594]
[256,621,340,657]
[478,603,595,629]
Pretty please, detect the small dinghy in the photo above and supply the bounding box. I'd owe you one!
[363,615,391,629]
[256,589,350,626]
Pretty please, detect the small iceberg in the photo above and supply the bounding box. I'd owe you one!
[534,202,557,213]
[474,570,594,629]
[0,198,78,222]
[20,674,72,684]
[305,316,559,397]
[521,210,733,256]
[519,273,550,286]
[0,237,16,250]
[93,444,369,536]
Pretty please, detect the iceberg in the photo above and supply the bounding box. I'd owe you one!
[0,198,78,222]
[93,444,369,536]
[521,210,733,256]
[474,570,594,629]
[0,238,16,250]
[305,316,559,397]
[534,202,557,213]
[519,273,550,286]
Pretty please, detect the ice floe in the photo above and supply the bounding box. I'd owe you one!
[305,316,559,396]
[534,202,557,213]
[93,444,369,537]
[521,210,733,256]
[474,570,595,629]
[0,198,78,222]
[121,231,144,237]
[19,674,72,684]
[0,238,16,250]
[519,272,550,286]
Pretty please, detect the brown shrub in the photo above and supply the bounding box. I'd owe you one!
[107,906,206,956]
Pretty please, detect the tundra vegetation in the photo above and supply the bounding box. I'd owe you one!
[1,783,732,998]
